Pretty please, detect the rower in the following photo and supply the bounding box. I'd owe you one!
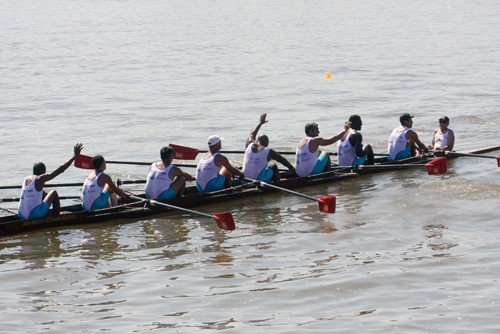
[17,143,83,220]
[242,113,295,182]
[387,113,428,161]
[145,146,194,199]
[81,155,130,210]
[295,121,351,177]
[337,115,374,166]
[428,116,455,151]
[195,135,244,193]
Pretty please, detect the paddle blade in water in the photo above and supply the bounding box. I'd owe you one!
[497,155,500,167]
[169,144,200,160]
[425,157,447,175]
[74,154,94,169]
[212,212,236,230]
[317,196,336,213]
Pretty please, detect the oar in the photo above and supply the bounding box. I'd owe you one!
[443,151,500,167]
[0,207,17,215]
[0,179,149,190]
[129,196,235,230]
[243,177,336,213]
[351,157,447,175]
[0,195,81,203]
[169,144,387,160]
[74,154,197,169]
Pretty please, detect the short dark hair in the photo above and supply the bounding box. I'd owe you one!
[33,162,46,175]
[305,122,318,135]
[257,134,269,147]
[92,155,105,169]
[349,114,361,123]
[399,113,414,125]
[160,146,175,160]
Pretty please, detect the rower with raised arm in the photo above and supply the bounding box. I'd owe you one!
[145,146,194,199]
[18,143,83,220]
[295,121,351,177]
[81,155,130,210]
[337,115,374,166]
[387,113,428,161]
[428,116,455,151]
[243,113,296,182]
[196,135,244,193]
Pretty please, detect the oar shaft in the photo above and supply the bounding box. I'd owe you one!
[108,161,198,168]
[446,152,497,159]
[356,164,427,169]
[129,195,212,219]
[0,195,81,203]
[199,149,387,157]
[150,199,213,219]
[243,178,317,201]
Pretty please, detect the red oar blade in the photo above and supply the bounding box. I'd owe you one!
[496,155,500,167]
[169,144,200,160]
[317,196,336,213]
[211,212,236,230]
[74,154,94,169]
[425,157,447,175]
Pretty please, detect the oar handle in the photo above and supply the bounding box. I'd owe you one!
[243,177,317,201]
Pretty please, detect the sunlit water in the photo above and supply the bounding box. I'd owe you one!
[0,0,499,332]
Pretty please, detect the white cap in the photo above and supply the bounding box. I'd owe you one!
[207,135,223,146]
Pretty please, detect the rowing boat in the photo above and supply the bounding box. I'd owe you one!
[1,145,498,236]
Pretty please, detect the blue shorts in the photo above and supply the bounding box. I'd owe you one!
[256,167,274,182]
[196,174,226,193]
[389,146,411,161]
[311,153,329,175]
[146,188,175,200]
[352,155,367,166]
[82,190,110,211]
[18,201,50,220]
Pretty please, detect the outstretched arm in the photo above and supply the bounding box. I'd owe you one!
[269,149,295,171]
[37,143,83,189]
[217,155,244,178]
[246,113,268,147]
[427,129,438,149]
[407,131,428,153]
[311,121,351,148]
[100,173,129,198]
[444,130,455,151]
[171,166,194,182]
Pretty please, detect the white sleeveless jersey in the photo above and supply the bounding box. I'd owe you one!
[145,163,174,199]
[337,130,356,166]
[196,153,220,190]
[433,129,449,149]
[82,172,104,211]
[242,144,270,179]
[18,176,43,219]
[387,126,411,161]
[296,138,318,177]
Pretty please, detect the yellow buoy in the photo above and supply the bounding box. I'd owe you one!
[325,71,331,80]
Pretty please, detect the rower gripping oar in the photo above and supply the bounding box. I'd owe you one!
[243,177,336,213]
[129,196,235,230]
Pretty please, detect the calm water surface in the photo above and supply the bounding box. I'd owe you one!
[0,0,499,332]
